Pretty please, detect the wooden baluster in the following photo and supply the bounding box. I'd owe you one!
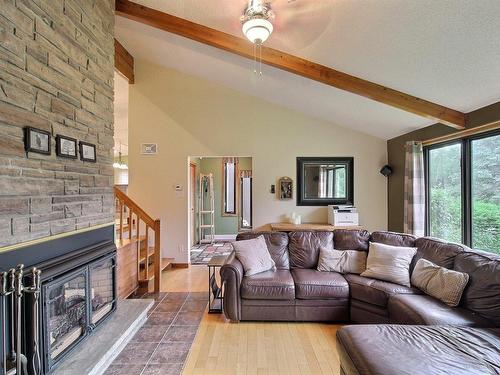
[136,217,141,281]
[119,200,124,241]
[145,225,149,280]
[128,209,133,240]
[154,219,161,293]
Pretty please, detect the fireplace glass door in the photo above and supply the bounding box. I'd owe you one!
[44,269,89,364]
[89,256,116,325]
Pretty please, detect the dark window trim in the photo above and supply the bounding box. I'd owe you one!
[223,161,237,215]
[424,128,500,248]
[240,176,253,229]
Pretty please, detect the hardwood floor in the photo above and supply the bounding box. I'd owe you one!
[162,265,342,375]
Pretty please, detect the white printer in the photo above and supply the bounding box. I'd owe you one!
[328,205,359,226]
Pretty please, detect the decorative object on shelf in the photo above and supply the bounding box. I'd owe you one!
[270,184,275,194]
[24,127,51,155]
[113,142,128,169]
[279,176,293,200]
[380,165,393,177]
[288,212,302,225]
[241,0,274,75]
[56,135,77,159]
[140,143,157,155]
[79,141,96,162]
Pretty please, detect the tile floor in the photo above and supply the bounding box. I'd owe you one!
[104,292,207,375]
[190,242,233,265]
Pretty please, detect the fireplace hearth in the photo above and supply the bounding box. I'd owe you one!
[0,224,116,375]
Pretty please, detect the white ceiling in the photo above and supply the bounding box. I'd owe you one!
[115,0,500,139]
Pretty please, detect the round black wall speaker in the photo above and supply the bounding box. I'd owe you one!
[380,165,393,177]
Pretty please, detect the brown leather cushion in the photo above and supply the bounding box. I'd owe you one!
[370,231,416,247]
[291,268,349,299]
[388,294,494,327]
[345,274,420,307]
[333,229,370,251]
[288,231,333,269]
[236,231,290,269]
[241,270,295,300]
[336,325,500,375]
[454,250,500,326]
[413,237,465,271]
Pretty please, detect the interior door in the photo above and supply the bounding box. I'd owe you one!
[190,163,197,246]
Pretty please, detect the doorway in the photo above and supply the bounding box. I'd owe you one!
[188,156,253,264]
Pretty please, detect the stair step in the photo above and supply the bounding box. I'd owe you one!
[115,235,147,249]
[138,258,175,282]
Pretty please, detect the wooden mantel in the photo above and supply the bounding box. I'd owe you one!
[115,0,466,129]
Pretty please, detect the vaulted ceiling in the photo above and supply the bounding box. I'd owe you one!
[115,0,500,139]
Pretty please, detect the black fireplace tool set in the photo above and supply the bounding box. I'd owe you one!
[1,265,41,375]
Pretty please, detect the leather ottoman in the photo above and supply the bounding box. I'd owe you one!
[336,324,500,375]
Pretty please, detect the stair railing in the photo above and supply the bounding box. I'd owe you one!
[114,187,162,292]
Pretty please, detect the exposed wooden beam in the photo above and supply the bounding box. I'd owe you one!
[116,0,465,129]
[115,38,134,83]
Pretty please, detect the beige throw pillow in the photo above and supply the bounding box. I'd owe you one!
[232,235,276,276]
[411,258,469,307]
[361,242,417,287]
[317,247,367,274]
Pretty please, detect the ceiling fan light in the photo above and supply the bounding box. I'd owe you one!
[242,18,273,44]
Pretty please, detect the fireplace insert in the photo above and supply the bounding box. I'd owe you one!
[0,224,116,375]
[41,253,116,373]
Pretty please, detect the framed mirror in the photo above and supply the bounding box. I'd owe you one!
[296,157,354,206]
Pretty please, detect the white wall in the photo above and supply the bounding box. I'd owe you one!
[128,60,388,263]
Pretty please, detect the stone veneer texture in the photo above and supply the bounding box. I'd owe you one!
[0,0,115,246]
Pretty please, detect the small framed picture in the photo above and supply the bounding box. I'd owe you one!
[279,177,293,200]
[24,127,51,155]
[79,141,97,162]
[56,135,77,159]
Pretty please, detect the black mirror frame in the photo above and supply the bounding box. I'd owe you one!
[296,157,354,206]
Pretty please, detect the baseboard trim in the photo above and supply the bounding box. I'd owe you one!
[172,263,189,268]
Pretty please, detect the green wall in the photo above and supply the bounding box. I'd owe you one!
[196,157,252,236]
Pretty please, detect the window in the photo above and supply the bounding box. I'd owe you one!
[471,134,500,252]
[241,176,252,228]
[426,142,463,243]
[223,161,236,215]
[424,130,499,254]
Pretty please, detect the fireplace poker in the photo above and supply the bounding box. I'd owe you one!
[1,271,9,375]
[23,269,41,375]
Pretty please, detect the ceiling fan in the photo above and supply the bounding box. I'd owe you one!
[240,0,335,49]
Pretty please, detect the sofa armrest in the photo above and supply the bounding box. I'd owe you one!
[220,251,243,321]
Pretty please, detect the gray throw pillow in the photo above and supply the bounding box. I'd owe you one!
[361,242,417,287]
[232,235,276,276]
[411,258,469,307]
[317,247,367,274]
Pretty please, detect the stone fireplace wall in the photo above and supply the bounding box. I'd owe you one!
[0,0,115,246]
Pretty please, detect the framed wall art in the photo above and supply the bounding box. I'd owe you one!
[79,141,97,162]
[56,135,78,159]
[24,127,51,155]
[279,177,293,200]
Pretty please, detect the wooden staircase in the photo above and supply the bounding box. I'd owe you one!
[114,187,173,298]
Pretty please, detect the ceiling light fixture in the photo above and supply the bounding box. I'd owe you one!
[241,0,274,75]
[113,142,128,170]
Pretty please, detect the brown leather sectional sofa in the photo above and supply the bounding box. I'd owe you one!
[220,229,500,374]
[221,229,499,326]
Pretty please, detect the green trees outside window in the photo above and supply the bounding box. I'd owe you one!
[425,131,499,254]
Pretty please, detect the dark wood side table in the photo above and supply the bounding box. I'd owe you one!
[207,256,226,313]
